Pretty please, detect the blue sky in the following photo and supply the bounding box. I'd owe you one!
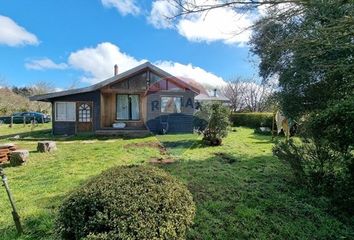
[0,0,259,90]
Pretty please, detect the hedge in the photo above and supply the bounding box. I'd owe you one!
[230,112,274,129]
[56,165,196,240]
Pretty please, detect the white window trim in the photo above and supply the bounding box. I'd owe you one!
[55,102,76,122]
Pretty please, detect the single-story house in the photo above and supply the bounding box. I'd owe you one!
[30,62,200,135]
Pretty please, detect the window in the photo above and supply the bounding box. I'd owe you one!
[161,97,182,113]
[117,95,140,120]
[78,103,91,122]
[55,102,76,121]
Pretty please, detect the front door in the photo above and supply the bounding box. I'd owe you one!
[76,101,93,133]
[117,94,140,120]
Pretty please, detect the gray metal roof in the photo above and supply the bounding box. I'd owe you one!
[29,62,199,101]
[195,93,230,102]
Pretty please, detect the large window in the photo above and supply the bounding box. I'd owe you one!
[55,102,76,121]
[117,94,140,120]
[161,96,182,113]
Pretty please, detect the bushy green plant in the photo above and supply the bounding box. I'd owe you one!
[230,112,273,129]
[273,138,354,216]
[56,165,196,240]
[194,103,230,146]
[305,97,354,152]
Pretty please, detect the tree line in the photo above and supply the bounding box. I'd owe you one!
[0,81,53,115]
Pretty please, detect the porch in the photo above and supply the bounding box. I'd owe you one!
[99,89,148,130]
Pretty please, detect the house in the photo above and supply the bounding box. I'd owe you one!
[195,88,230,107]
[30,62,200,135]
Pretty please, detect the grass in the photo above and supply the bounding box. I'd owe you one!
[0,127,353,239]
[0,123,52,137]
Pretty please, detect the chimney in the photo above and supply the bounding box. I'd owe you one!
[213,88,217,97]
[114,64,118,76]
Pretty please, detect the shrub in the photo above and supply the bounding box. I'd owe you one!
[305,97,354,152]
[230,112,273,129]
[194,103,230,146]
[273,139,354,217]
[56,165,196,240]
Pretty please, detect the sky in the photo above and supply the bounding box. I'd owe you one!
[0,0,260,91]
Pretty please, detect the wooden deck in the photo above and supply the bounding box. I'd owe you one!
[95,127,151,136]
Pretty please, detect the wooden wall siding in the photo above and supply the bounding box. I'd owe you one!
[53,122,76,135]
[100,92,116,128]
[146,114,194,133]
[141,95,147,123]
[146,90,196,133]
[100,92,146,128]
[50,91,100,135]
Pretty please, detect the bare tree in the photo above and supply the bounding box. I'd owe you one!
[221,77,246,112]
[31,80,55,95]
[30,81,54,114]
[242,81,272,112]
[168,0,305,17]
[0,75,8,88]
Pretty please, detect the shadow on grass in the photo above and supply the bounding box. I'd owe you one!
[1,130,153,142]
[1,153,352,240]
[0,129,52,140]
[158,155,352,239]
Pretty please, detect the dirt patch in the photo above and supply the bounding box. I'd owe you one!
[126,142,174,164]
[125,142,167,155]
[214,152,238,164]
[149,157,175,164]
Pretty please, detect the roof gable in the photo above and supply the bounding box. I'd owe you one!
[30,62,200,101]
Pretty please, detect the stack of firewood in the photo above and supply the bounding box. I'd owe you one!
[0,143,17,163]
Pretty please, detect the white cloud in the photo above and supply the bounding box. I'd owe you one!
[148,0,253,46]
[68,42,146,83]
[25,58,68,70]
[177,9,252,45]
[148,0,177,29]
[101,0,140,16]
[54,87,64,92]
[0,15,39,47]
[156,61,226,87]
[68,42,225,87]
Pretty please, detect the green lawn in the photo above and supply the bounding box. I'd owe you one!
[0,123,52,137]
[0,128,352,239]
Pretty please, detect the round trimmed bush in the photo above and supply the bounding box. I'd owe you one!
[56,165,195,240]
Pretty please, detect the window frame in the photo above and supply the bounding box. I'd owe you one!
[116,94,140,121]
[55,102,76,122]
[78,103,92,123]
[160,96,183,114]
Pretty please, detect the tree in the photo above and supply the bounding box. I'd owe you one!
[30,81,54,113]
[195,103,230,146]
[242,81,272,112]
[250,0,354,118]
[11,87,33,97]
[169,0,304,18]
[222,78,274,112]
[222,78,246,112]
[0,88,31,115]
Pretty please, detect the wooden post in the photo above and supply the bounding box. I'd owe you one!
[31,116,35,131]
[23,116,26,127]
[0,167,23,234]
[10,116,13,128]
[272,111,276,141]
[41,115,44,125]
